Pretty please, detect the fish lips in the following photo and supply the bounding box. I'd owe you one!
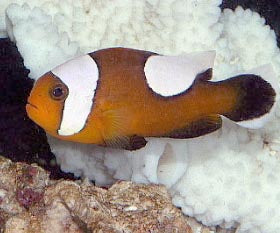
[26,102,39,110]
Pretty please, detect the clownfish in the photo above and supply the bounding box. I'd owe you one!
[26,48,277,150]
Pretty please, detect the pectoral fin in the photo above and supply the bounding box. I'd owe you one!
[163,114,222,139]
[100,108,147,150]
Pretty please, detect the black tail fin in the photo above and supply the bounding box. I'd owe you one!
[223,74,276,128]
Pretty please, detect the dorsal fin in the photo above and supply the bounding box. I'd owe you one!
[144,50,216,97]
[195,68,213,82]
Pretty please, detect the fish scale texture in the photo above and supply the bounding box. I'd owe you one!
[1,1,280,233]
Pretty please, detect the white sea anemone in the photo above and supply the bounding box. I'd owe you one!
[1,1,280,232]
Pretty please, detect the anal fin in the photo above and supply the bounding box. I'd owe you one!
[163,114,222,139]
[105,135,147,151]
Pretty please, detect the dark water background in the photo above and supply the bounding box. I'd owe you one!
[0,0,279,179]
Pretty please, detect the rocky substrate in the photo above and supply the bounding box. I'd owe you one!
[0,156,235,233]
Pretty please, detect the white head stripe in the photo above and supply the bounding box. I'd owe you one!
[51,54,99,136]
[144,51,216,96]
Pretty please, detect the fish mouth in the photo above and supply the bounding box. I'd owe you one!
[27,102,39,110]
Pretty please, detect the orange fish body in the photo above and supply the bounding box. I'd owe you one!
[26,48,276,150]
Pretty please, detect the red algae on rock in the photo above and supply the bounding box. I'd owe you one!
[16,188,43,209]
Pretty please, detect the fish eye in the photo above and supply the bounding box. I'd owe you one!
[50,84,68,101]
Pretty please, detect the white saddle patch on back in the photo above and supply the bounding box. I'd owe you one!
[51,54,99,136]
[144,51,216,97]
